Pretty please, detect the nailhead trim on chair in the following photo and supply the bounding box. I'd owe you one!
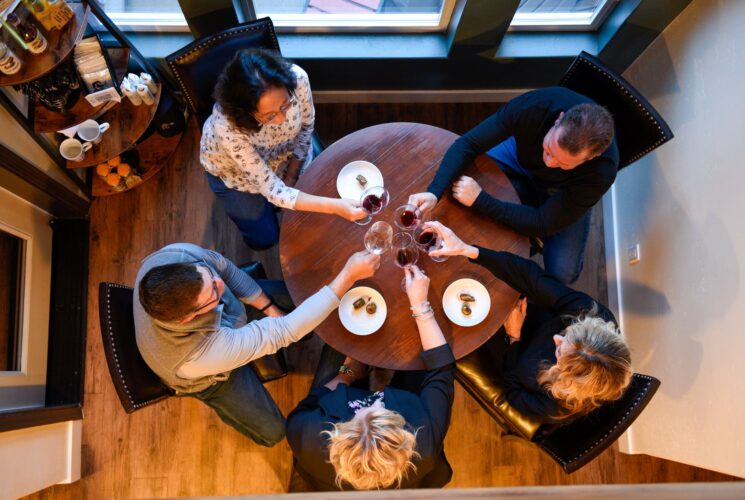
[540,374,656,468]
[166,20,280,114]
[560,56,670,168]
[103,283,168,410]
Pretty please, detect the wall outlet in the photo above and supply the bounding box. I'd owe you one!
[628,243,641,265]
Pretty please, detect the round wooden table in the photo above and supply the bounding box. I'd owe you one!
[280,123,529,370]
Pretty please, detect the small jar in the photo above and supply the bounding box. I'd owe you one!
[0,43,23,76]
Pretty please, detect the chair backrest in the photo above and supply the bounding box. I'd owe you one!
[535,373,661,474]
[98,282,174,413]
[165,17,280,126]
[558,51,674,170]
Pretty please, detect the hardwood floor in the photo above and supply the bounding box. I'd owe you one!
[24,103,736,499]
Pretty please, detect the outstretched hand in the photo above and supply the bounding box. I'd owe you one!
[423,221,477,259]
[336,198,368,222]
[404,265,430,306]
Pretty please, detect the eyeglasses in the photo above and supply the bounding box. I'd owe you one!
[187,264,220,316]
[254,93,297,124]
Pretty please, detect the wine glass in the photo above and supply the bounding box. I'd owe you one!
[392,232,419,290]
[355,186,390,225]
[364,221,393,255]
[393,203,422,231]
[412,223,449,262]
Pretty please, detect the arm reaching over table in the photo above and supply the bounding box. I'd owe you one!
[404,265,447,351]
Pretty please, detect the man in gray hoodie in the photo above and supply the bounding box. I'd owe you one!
[134,242,380,446]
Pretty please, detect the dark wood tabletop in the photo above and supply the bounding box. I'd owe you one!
[279,122,529,370]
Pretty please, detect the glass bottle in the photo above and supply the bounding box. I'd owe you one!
[0,42,23,75]
[7,13,48,54]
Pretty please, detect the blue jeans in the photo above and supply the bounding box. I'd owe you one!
[487,137,591,284]
[189,279,295,446]
[206,173,280,251]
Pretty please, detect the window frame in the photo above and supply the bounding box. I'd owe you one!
[508,0,619,32]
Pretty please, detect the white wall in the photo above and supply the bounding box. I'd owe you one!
[606,0,745,479]
[0,94,87,200]
[0,420,81,500]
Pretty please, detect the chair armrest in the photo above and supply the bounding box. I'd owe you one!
[455,349,542,440]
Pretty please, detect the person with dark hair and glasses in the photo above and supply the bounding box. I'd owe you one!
[200,48,367,250]
[133,243,380,446]
[408,87,618,284]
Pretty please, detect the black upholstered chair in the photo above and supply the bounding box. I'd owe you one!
[559,51,674,170]
[98,261,288,414]
[165,17,324,155]
[455,349,660,474]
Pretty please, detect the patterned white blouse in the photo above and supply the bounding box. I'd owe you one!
[199,64,315,210]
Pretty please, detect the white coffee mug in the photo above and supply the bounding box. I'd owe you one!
[77,119,110,144]
[60,138,92,162]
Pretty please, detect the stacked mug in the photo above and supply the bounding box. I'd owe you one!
[59,119,109,162]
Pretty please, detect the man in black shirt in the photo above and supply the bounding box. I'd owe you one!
[409,87,618,283]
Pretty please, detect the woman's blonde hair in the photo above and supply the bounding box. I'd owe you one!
[322,408,419,490]
[538,313,632,418]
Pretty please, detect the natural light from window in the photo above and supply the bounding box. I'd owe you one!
[510,0,616,30]
[97,0,186,30]
[253,0,454,31]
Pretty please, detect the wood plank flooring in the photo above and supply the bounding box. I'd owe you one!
[24,103,737,499]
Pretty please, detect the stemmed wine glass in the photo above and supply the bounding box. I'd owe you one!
[355,186,390,225]
[364,221,393,255]
[412,223,449,262]
[392,232,419,290]
[393,203,422,231]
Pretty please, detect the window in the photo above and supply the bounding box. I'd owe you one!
[95,0,187,31]
[510,0,617,31]
[0,228,24,372]
[253,0,456,32]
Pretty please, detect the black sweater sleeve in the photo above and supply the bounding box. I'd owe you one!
[417,345,456,447]
[471,186,588,238]
[471,247,613,320]
[426,99,520,198]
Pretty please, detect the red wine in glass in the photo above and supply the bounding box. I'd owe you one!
[393,204,422,231]
[363,194,383,213]
[396,247,418,267]
[356,186,390,225]
[400,209,417,227]
[417,230,436,249]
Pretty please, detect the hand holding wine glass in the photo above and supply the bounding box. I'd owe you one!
[408,192,438,213]
[404,265,430,306]
[413,223,448,262]
[392,232,419,290]
[335,198,368,222]
[423,221,479,259]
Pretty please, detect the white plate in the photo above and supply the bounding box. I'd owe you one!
[336,161,384,200]
[442,278,491,327]
[339,286,387,336]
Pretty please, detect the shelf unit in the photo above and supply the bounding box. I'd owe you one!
[0,0,186,196]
